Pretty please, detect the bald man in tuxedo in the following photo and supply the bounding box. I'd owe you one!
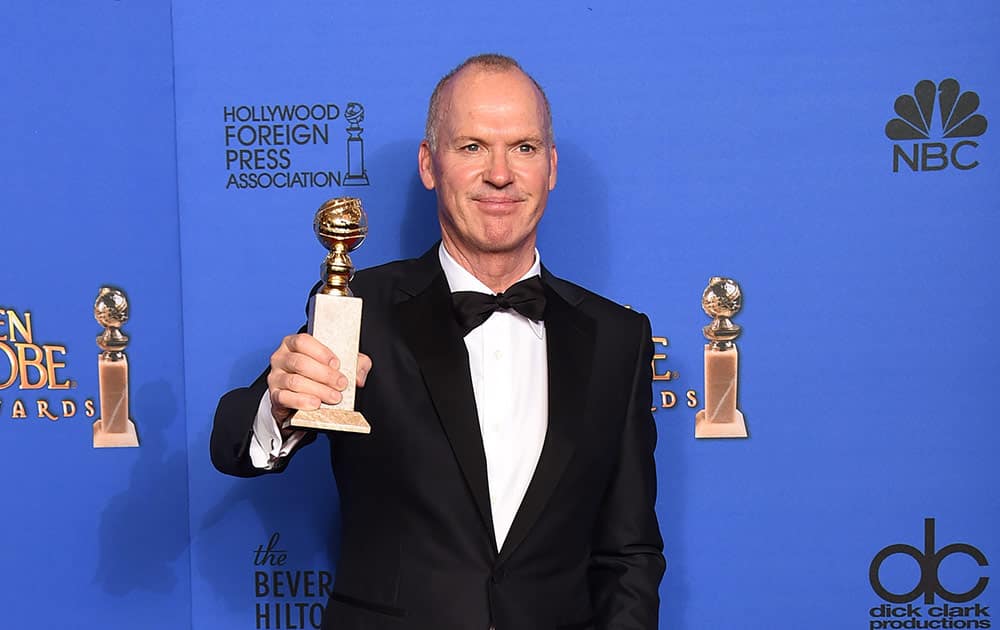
[211,53,664,630]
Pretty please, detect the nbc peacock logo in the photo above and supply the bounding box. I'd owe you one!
[885,78,988,172]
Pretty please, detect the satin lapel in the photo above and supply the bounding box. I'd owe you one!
[497,274,596,564]
[394,261,497,550]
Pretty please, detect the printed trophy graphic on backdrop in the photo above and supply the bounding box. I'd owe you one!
[695,277,748,438]
[343,103,369,186]
[92,287,139,447]
[288,197,371,433]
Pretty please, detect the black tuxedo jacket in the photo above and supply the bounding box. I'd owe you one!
[211,246,664,629]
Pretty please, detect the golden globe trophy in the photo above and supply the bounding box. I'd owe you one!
[288,197,371,433]
[695,277,748,438]
[93,287,140,448]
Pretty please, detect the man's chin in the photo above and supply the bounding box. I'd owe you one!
[474,233,536,256]
[447,240,523,261]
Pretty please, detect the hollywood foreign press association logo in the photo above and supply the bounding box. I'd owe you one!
[868,519,990,630]
[885,79,988,172]
[223,101,371,190]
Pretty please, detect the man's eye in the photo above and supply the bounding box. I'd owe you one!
[517,144,537,153]
[462,143,480,152]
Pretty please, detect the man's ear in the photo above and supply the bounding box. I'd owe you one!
[418,141,436,190]
[548,143,558,191]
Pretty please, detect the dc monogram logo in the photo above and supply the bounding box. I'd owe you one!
[885,78,988,172]
[870,519,989,604]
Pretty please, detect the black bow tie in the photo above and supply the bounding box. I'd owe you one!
[451,276,546,335]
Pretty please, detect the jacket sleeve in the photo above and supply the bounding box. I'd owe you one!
[589,313,665,628]
[210,320,318,477]
[211,292,322,477]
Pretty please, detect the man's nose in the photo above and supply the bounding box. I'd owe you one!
[484,151,513,187]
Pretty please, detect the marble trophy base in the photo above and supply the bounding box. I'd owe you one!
[289,293,371,434]
[93,356,140,448]
[93,418,140,448]
[695,344,748,439]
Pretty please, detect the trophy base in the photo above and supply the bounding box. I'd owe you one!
[93,418,140,448]
[695,409,748,439]
[288,408,371,434]
[343,174,370,186]
[290,292,369,434]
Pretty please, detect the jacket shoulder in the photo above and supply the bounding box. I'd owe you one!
[544,271,650,330]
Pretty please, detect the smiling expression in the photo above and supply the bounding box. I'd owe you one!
[419,66,557,259]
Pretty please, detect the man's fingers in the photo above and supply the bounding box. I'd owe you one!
[269,334,368,415]
[280,352,344,390]
[282,333,337,367]
[269,370,343,406]
[271,388,331,414]
[357,353,373,388]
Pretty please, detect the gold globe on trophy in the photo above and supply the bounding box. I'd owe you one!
[314,197,367,297]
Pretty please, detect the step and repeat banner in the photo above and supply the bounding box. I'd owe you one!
[4,1,998,628]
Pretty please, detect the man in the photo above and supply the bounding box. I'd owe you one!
[211,54,664,629]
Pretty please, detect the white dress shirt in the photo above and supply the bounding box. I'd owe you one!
[251,243,548,549]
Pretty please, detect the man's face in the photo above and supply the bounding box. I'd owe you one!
[419,67,557,258]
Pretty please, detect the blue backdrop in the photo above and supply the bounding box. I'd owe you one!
[3,1,998,628]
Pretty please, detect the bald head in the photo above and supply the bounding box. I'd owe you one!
[424,54,553,151]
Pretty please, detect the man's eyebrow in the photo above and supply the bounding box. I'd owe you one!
[513,134,545,143]
[448,135,486,148]
[448,133,547,146]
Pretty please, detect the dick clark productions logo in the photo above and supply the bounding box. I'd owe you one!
[869,519,990,629]
[886,78,988,172]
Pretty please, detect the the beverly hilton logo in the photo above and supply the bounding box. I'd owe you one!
[253,532,333,629]
[224,102,371,190]
[886,79,988,172]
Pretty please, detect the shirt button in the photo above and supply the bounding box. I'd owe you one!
[494,350,503,360]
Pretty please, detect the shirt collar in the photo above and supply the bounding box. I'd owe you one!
[438,242,545,338]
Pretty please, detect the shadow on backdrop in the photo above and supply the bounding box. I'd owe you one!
[400,168,440,259]
[195,352,340,613]
[537,140,611,295]
[360,137,440,261]
[95,380,189,595]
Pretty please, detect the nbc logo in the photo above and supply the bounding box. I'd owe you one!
[885,78,988,172]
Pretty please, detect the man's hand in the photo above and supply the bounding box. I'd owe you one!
[267,333,372,424]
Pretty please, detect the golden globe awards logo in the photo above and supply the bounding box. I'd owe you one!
[650,335,698,413]
[223,102,371,190]
[869,519,991,629]
[886,79,988,172]
[0,307,95,420]
[253,532,333,629]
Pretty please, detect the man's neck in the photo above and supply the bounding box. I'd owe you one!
[441,235,536,293]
